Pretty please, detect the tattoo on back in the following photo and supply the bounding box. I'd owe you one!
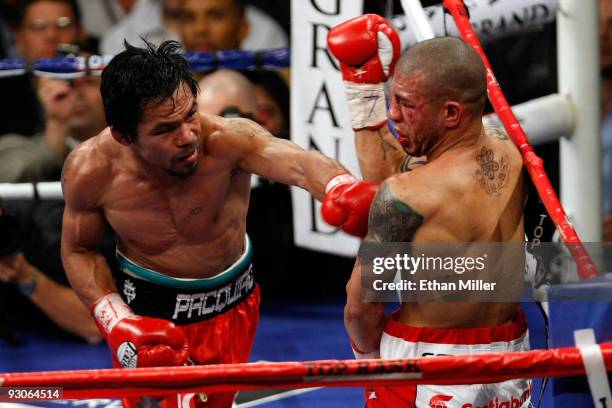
[399,155,427,173]
[485,125,509,141]
[365,183,424,243]
[377,130,397,161]
[475,146,510,196]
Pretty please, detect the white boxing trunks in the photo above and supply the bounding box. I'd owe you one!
[365,307,531,408]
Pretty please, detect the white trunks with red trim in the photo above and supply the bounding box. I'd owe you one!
[365,307,532,408]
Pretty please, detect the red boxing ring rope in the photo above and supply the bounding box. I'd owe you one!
[442,0,598,280]
[1,343,611,400]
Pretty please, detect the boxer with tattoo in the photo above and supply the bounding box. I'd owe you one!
[325,17,530,407]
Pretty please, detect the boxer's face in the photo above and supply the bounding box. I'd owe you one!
[16,0,80,60]
[177,0,248,52]
[135,84,202,178]
[389,70,441,156]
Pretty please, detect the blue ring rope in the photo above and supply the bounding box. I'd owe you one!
[0,48,290,78]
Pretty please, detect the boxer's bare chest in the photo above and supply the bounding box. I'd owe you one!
[102,160,250,255]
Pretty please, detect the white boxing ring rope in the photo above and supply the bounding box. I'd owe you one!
[0,182,63,201]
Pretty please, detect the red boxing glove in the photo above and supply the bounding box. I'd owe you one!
[328,14,401,84]
[327,14,401,130]
[322,174,378,238]
[93,293,189,368]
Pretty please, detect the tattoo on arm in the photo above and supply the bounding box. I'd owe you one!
[399,155,428,173]
[475,146,510,196]
[365,183,424,242]
[229,118,270,140]
[376,130,397,161]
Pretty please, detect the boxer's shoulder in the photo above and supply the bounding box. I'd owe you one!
[386,165,445,210]
[62,130,113,206]
[205,115,270,159]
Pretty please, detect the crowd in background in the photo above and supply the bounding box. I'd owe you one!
[0,0,346,345]
[0,0,608,344]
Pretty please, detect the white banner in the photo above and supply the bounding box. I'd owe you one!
[392,0,558,50]
[290,0,363,257]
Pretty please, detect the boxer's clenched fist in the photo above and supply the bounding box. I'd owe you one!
[322,174,378,238]
[327,14,401,130]
[93,293,189,368]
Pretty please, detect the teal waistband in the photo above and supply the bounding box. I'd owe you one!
[116,235,252,290]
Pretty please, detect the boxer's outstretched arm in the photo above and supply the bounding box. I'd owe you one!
[224,118,349,201]
[61,150,116,308]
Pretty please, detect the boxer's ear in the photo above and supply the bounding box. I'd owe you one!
[110,127,132,146]
[443,101,462,129]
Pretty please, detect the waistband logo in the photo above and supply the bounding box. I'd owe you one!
[123,279,137,304]
[172,266,254,320]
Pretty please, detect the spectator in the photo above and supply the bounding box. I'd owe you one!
[244,70,290,139]
[102,0,288,55]
[14,0,85,60]
[0,210,103,344]
[0,0,86,136]
[100,0,181,55]
[175,0,247,53]
[0,56,107,344]
[197,68,256,115]
[174,0,287,53]
[0,71,107,183]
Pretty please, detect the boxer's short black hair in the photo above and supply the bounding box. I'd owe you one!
[101,40,199,141]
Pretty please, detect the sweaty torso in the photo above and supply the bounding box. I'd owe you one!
[383,126,526,327]
[90,127,251,279]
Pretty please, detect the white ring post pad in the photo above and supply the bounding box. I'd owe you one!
[93,293,135,334]
[574,329,612,408]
